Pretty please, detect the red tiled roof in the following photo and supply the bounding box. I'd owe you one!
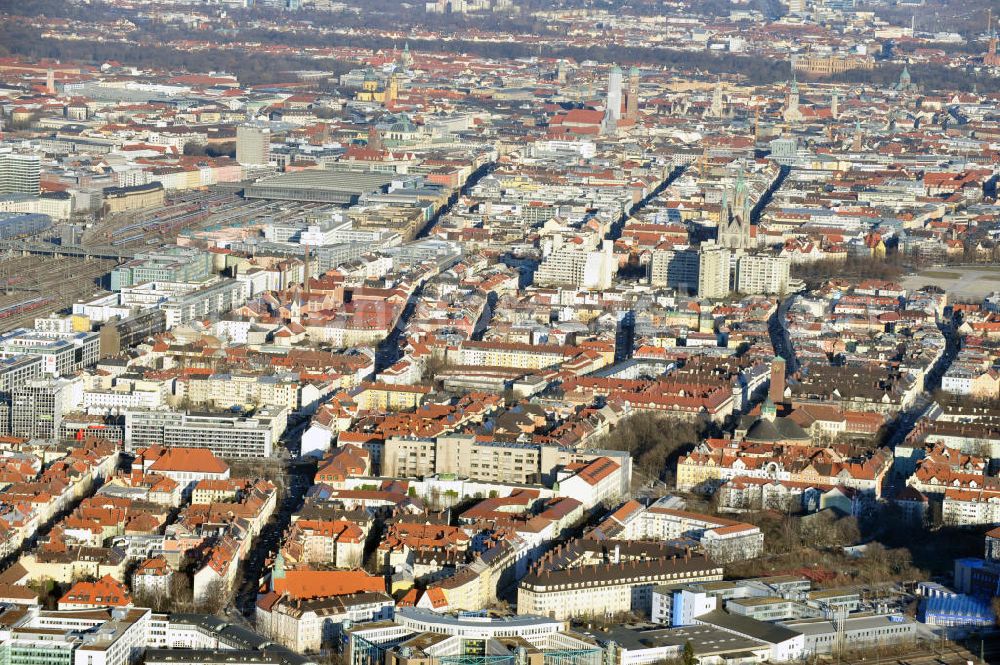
[271,569,385,600]
[146,447,229,474]
[59,575,131,607]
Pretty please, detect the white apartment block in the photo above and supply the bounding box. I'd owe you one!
[534,242,615,290]
[84,388,163,412]
[736,254,790,295]
[943,489,1000,527]
[124,406,288,457]
[161,279,247,329]
[452,341,577,370]
[557,457,624,509]
[607,498,764,563]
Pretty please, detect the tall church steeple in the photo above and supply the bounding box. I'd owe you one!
[718,170,754,250]
[897,64,912,91]
[271,551,286,592]
[625,66,640,124]
[783,76,803,122]
[851,120,863,152]
[709,80,724,118]
[399,42,414,70]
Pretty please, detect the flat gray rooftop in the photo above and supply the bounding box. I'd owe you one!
[582,623,767,656]
[245,171,396,203]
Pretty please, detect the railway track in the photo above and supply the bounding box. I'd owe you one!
[0,257,115,332]
[837,642,987,665]
[85,190,338,249]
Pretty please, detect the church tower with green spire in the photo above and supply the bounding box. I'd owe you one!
[400,42,414,70]
[271,551,286,591]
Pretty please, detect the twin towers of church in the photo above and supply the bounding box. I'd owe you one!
[602,65,640,135]
[718,171,756,250]
[595,64,750,249]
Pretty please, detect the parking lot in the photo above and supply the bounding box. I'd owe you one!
[901,265,1000,301]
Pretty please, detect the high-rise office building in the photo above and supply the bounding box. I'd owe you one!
[236,126,271,166]
[11,376,81,439]
[603,66,623,134]
[0,150,41,196]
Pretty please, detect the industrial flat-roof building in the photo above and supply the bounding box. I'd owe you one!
[583,622,772,665]
[0,212,51,239]
[780,613,917,656]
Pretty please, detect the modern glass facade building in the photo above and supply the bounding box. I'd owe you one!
[345,610,603,665]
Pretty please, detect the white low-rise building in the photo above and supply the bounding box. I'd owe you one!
[557,457,624,509]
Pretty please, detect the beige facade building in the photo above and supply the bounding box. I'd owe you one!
[355,382,431,411]
[450,340,613,371]
[382,434,632,491]
[383,435,544,484]
[791,53,874,76]
[103,182,165,214]
[517,549,723,620]
[257,591,394,653]
[180,373,305,411]
[236,126,271,166]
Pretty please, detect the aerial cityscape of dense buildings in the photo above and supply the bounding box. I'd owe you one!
[0,0,999,663]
